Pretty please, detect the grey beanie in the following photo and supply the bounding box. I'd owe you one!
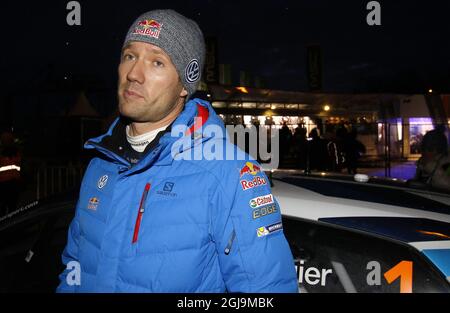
[123,9,205,98]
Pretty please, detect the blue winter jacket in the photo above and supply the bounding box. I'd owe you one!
[56,98,298,293]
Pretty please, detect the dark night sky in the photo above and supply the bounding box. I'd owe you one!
[1,0,450,96]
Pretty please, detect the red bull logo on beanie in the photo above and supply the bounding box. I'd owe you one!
[133,19,163,39]
[239,162,261,178]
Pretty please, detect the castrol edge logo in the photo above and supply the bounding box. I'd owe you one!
[249,194,274,209]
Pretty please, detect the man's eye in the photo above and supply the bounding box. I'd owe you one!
[123,54,134,61]
[154,61,164,67]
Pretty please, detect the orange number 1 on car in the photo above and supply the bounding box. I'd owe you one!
[384,261,413,293]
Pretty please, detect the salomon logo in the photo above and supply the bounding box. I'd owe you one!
[163,182,174,192]
[157,182,177,197]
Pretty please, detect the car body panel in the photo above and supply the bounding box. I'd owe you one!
[271,175,450,290]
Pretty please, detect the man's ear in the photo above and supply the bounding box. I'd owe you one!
[180,87,188,97]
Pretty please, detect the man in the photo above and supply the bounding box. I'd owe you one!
[413,128,450,192]
[57,9,298,293]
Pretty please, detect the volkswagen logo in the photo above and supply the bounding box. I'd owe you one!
[185,59,200,83]
[97,175,108,189]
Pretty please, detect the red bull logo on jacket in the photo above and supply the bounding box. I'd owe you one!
[87,197,99,210]
[133,19,163,39]
[239,162,261,178]
[240,176,267,191]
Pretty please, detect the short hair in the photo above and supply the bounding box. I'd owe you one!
[421,128,448,155]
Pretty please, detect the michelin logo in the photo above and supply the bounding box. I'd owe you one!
[257,222,283,238]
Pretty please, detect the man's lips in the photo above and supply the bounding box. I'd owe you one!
[124,89,144,99]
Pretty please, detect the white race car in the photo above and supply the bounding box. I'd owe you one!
[272,171,450,293]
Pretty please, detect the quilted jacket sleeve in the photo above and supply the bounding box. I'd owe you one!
[55,204,81,293]
[210,161,298,293]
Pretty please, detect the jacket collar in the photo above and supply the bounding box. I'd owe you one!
[84,98,223,170]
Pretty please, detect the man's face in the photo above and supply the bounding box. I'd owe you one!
[118,41,188,123]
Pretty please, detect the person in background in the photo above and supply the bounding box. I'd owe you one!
[279,122,292,168]
[323,127,344,172]
[414,127,450,192]
[293,125,307,169]
[308,128,328,171]
[343,128,366,175]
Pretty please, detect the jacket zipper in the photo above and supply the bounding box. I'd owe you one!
[224,230,236,255]
[132,183,151,244]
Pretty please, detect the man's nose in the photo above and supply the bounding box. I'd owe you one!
[126,60,145,84]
